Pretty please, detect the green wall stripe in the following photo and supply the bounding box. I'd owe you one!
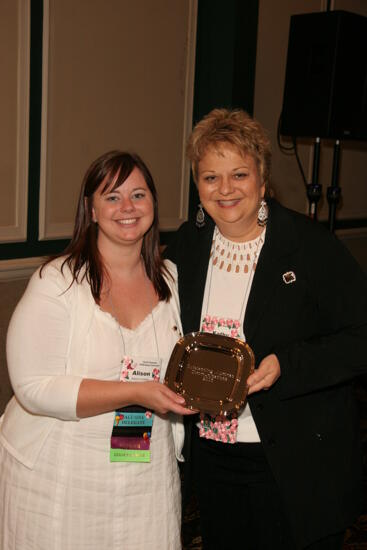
[188,0,260,221]
[27,0,43,243]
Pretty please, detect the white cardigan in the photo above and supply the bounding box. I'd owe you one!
[0,258,184,469]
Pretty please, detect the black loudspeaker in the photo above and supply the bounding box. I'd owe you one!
[280,10,367,140]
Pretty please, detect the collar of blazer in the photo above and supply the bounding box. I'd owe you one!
[180,199,300,343]
[244,199,299,343]
[178,216,214,334]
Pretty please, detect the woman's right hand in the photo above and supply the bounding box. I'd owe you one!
[76,378,197,418]
[132,381,196,415]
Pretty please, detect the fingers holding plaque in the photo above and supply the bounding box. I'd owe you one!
[164,332,255,415]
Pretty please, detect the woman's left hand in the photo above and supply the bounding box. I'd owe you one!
[247,354,281,395]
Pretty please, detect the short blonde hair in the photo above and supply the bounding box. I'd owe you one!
[187,108,271,184]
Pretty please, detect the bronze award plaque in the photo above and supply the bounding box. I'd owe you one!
[164,332,255,415]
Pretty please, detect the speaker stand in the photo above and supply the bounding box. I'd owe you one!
[307,137,322,219]
[327,140,342,233]
[306,138,342,232]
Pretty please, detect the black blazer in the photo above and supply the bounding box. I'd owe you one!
[165,199,367,548]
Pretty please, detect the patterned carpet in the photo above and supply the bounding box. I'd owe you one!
[182,377,367,550]
[344,377,367,550]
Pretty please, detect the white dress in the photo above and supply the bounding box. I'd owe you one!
[0,262,182,550]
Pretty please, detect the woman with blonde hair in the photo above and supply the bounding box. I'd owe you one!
[166,108,367,549]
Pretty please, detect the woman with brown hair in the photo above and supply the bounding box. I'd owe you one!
[0,150,194,549]
[166,109,367,549]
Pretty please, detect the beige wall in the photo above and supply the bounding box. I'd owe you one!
[0,0,29,242]
[0,278,28,414]
[0,1,18,227]
[40,0,197,238]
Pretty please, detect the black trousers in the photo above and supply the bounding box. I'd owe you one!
[192,431,344,550]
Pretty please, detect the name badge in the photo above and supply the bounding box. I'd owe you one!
[110,356,161,463]
[121,356,161,382]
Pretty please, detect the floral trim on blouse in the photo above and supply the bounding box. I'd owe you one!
[199,316,241,444]
[201,314,241,339]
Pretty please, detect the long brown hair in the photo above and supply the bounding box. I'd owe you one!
[42,150,171,301]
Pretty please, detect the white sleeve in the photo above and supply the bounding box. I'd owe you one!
[6,263,83,421]
[163,260,185,460]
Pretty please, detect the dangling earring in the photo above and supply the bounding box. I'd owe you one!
[257,199,268,226]
[196,203,205,228]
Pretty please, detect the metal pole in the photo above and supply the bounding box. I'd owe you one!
[327,140,341,233]
[307,137,322,220]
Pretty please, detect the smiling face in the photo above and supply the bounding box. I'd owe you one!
[197,144,265,242]
[92,167,154,252]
